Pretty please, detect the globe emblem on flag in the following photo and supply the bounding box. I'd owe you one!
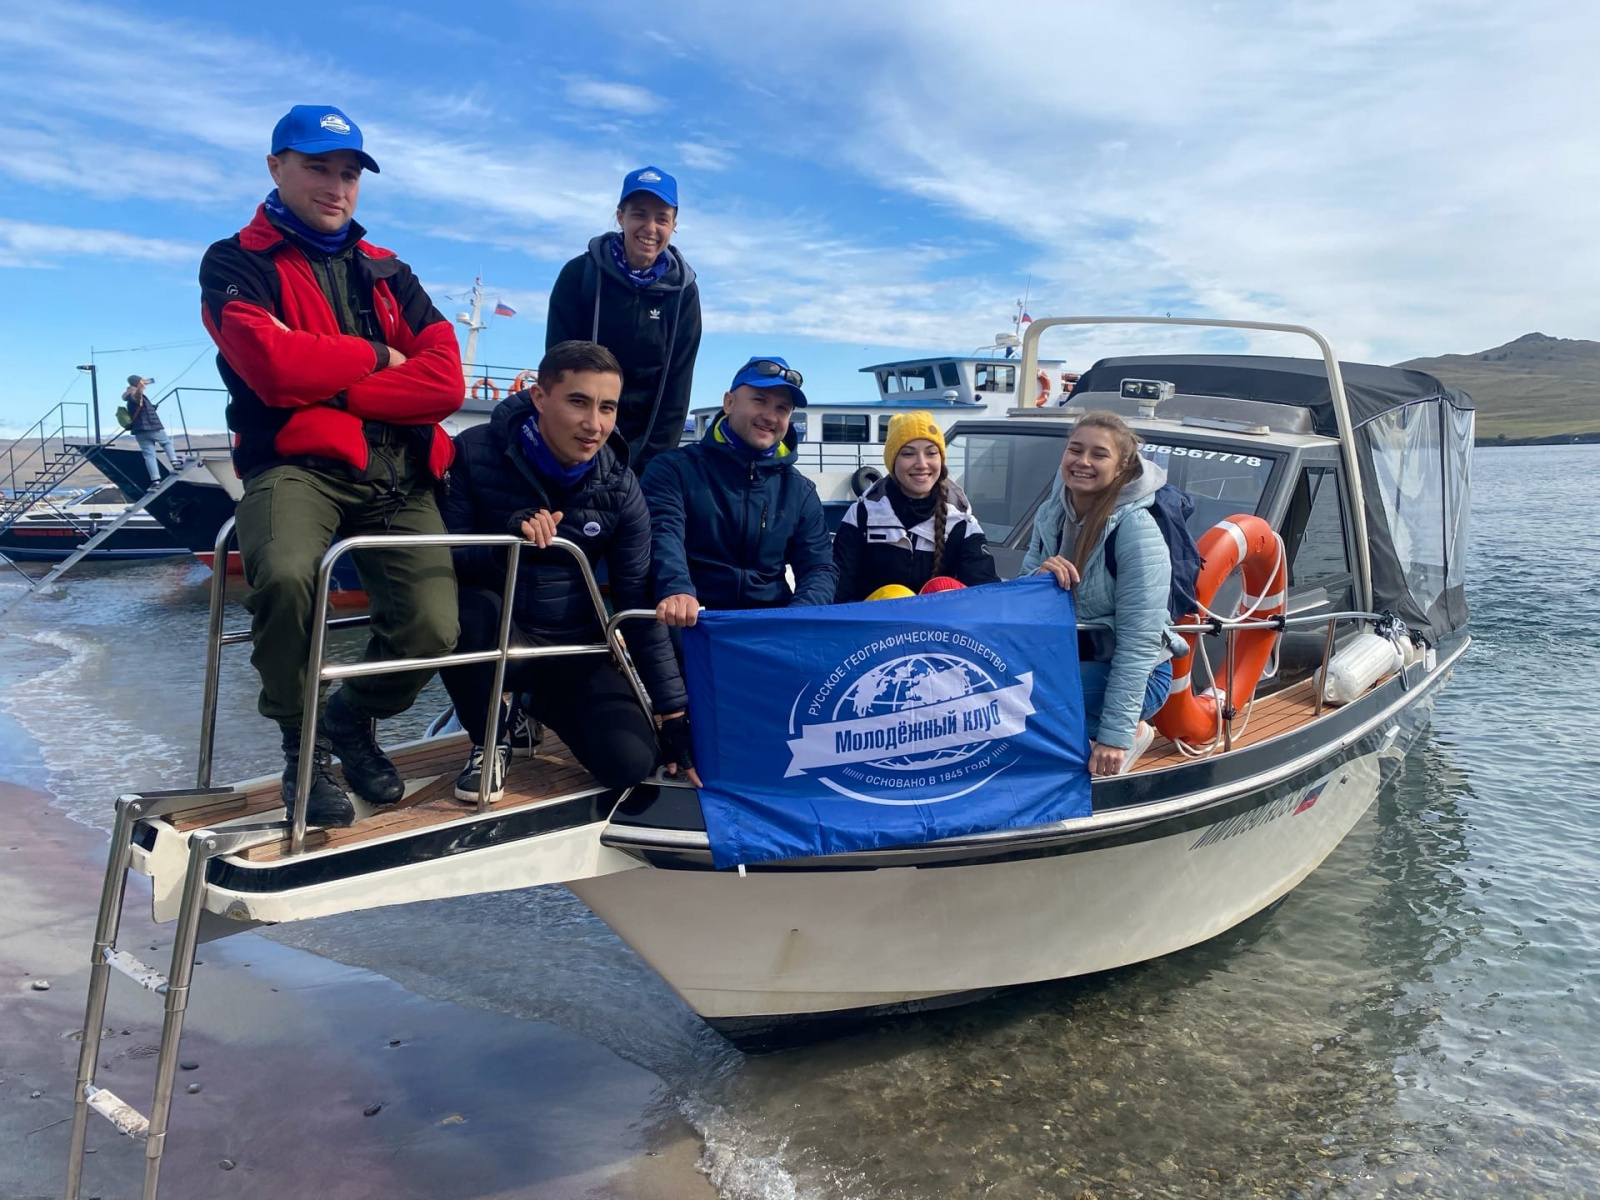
[835,653,998,770]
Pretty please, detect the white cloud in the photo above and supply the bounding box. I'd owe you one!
[676,141,733,171]
[562,77,664,116]
[0,219,197,268]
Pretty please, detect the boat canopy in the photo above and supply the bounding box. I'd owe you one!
[1071,354,1474,643]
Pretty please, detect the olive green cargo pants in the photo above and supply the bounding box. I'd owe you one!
[234,439,459,726]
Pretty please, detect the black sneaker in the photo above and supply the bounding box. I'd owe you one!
[508,706,543,759]
[453,743,510,805]
[280,726,355,828]
[322,689,404,806]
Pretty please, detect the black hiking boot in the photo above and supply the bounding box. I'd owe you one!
[280,725,355,828]
[321,689,405,807]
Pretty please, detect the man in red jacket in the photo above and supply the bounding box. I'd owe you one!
[200,104,463,828]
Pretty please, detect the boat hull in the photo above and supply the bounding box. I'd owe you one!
[573,650,1452,1032]
[0,521,189,561]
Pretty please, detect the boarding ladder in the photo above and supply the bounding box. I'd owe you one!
[0,471,190,617]
[63,520,657,1200]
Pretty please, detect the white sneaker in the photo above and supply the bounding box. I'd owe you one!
[453,742,510,804]
[1117,722,1156,775]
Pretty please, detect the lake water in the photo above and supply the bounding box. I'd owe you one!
[2,444,1596,1199]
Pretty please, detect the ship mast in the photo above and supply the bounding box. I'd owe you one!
[455,277,487,378]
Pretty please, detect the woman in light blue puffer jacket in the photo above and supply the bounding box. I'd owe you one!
[1021,411,1174,776]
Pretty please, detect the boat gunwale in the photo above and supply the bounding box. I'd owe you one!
[600,635,1468,871]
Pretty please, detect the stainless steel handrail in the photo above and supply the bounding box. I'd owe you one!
[287,532,635,852]
[195,522,655,850]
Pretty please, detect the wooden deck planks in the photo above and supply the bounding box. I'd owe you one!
[166,731,602,863]
[1131,679,1321,772]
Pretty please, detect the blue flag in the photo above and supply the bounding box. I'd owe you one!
[681,576,1092,868]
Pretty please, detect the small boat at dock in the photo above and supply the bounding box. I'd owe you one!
[66,315,1474,1197]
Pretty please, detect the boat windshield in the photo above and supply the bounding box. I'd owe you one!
[1136,440,1279,536]
[948,430,1281,542]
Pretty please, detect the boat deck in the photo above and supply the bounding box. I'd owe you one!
[1132,677,1320,772]
[151,677,1332,866]
[165,732,601,863]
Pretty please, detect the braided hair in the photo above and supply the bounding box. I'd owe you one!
[930,473,950,577]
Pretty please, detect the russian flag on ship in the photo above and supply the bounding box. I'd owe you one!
[493,302,516,317]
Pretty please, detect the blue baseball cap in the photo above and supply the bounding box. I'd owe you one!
[729,356,807,407]
[270,105,380,174]
[620,166,677,208]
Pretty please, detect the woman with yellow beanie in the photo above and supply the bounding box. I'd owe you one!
[831,411,1000,603]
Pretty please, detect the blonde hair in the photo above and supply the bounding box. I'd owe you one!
[1065,410,1142,569]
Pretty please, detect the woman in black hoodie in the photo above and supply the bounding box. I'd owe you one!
[545,166,702,474]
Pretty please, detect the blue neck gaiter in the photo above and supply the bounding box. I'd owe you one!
[517,410,596,489]
[608,231,670,289]
[714,414,779,460]
[264,188,354,256]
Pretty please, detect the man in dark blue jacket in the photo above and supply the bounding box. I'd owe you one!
[439,340,695,801]
[642,355,837,628]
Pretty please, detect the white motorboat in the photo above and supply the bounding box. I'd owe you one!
[67,316,1474,1196]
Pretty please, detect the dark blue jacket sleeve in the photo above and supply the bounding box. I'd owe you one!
[787,482,840,607]
[639,454,697,601]
[607,474,688,714]
[440,438,505,588]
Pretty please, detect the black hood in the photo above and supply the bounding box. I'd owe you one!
[585,233,695,293]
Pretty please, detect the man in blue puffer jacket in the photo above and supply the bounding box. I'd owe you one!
[440,340,695,802]
[642,355,837,628]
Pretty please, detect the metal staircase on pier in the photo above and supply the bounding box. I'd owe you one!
[0,471,189,616]
[0,403,96,580]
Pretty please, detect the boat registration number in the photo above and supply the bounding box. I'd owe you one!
[1142,444,1263,467]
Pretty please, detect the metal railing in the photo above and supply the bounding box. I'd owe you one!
[199,519,658,855]
[1,401,92,498]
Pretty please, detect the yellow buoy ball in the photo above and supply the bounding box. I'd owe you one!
[865,584,916,601]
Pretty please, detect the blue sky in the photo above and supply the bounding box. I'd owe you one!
[1,0,1596,436]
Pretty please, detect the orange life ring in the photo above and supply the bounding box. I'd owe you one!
[1153,513,1286,745]
[470,377,500,404]
[512,369,538,392]
[1035,369,1051,407]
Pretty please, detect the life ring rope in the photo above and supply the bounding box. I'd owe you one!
[511,369,538,392]
[1152,513,1286,755]
[471,377,500,403]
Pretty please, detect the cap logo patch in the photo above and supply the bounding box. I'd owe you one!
[320,113,351,134]
[639,170,661,182]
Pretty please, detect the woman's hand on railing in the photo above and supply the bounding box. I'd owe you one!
[656,593,700,627]
[1036,555,1080,591]
[657,712,703,787]
[516,509,564,548]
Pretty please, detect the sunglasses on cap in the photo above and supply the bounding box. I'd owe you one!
[745,360,804,388]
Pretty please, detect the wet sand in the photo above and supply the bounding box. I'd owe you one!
[0,783,716,1200]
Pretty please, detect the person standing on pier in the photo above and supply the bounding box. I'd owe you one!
[199,104,464,829]
[122,375,183,487]
[545,167,702,475]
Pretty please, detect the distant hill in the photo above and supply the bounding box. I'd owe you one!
[1396,333,1600,441]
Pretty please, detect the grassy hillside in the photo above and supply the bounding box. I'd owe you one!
[1397,333,1600,440]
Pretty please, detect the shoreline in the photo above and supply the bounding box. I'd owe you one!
[0,770,716,1200]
